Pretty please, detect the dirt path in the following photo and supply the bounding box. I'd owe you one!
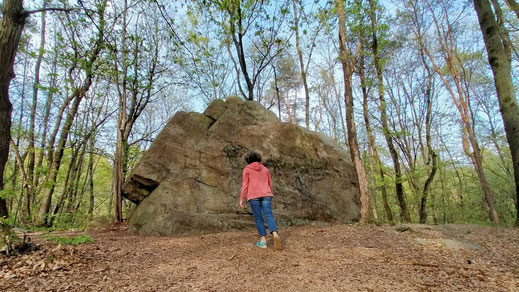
[2,224,519,291]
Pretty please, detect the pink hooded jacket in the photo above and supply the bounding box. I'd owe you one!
[240,162,273,201]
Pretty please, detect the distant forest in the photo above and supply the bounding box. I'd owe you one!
[0,0,517,229]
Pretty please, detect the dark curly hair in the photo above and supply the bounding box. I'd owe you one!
[243,150,262,164]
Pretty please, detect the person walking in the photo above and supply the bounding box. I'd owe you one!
[240,150,282,251]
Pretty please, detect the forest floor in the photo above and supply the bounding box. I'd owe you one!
[1,223,518,291]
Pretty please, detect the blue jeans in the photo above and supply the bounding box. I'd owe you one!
[248,196,278,236]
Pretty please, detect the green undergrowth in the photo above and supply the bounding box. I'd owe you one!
[41,234,95,246]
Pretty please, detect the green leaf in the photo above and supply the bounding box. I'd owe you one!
[0,189,15,200]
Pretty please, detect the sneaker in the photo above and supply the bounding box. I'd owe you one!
[273,234,282,251]
[256,241,267,248]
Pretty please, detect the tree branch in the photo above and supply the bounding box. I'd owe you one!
[25,8,76,15]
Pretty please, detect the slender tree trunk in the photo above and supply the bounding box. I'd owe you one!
[111,0,129,223]
[112,142,123,222]
[473,0,519,227]
[416,43,438,224]
[291,0,310,128]
[462,125,500,224]
[336,0,371,223]
[375,152,393,222]
[272,64,282,119]
[368,0,410,222]
[9,140,28,225]
[27,0,47,220]
[230,4,253,101]
[68,141,86,213]
[419,80,438,224]
[88,133,95,215]
[14,52,28,219]
[34,43,58,190]
[37,93,83,226]
[483,103,513,177]
[0,0,28,218]
[359,50,378,222]
[49,142,79,226]
[324,50,348,147]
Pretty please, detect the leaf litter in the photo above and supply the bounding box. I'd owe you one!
[1,223,518,291]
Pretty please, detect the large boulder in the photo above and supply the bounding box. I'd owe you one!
[123,96,360,235]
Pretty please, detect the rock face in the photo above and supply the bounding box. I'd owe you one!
[123,96,360,235]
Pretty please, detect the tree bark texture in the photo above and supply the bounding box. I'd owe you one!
[336,0,371,223]
[473,0,519,227]
[0,0,28,218]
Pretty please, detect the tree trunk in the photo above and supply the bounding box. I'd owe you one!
[26,0,47,220]
[34,43,58,190]
[336,0,371,223]
[419,79,438,224]
[359,50,378,222]
[291,0,310,128]
[112,137,124,223]
[88,133,95,216]
[68,140,87,214]
[10,139,28,225]
[14,52,28,219]
[416,32,438,224]
[230,4,253,101]
[49,142,80,226]
[272,64,282,119]
[37,92,84,226]
[0,0,28,218]
[368,0,410,222]
[111,0,129,224]
[473,0,519,227]
[462,125,500,224]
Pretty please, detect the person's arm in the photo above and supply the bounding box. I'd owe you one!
[267,169,273,193]
[240,169,249,207]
